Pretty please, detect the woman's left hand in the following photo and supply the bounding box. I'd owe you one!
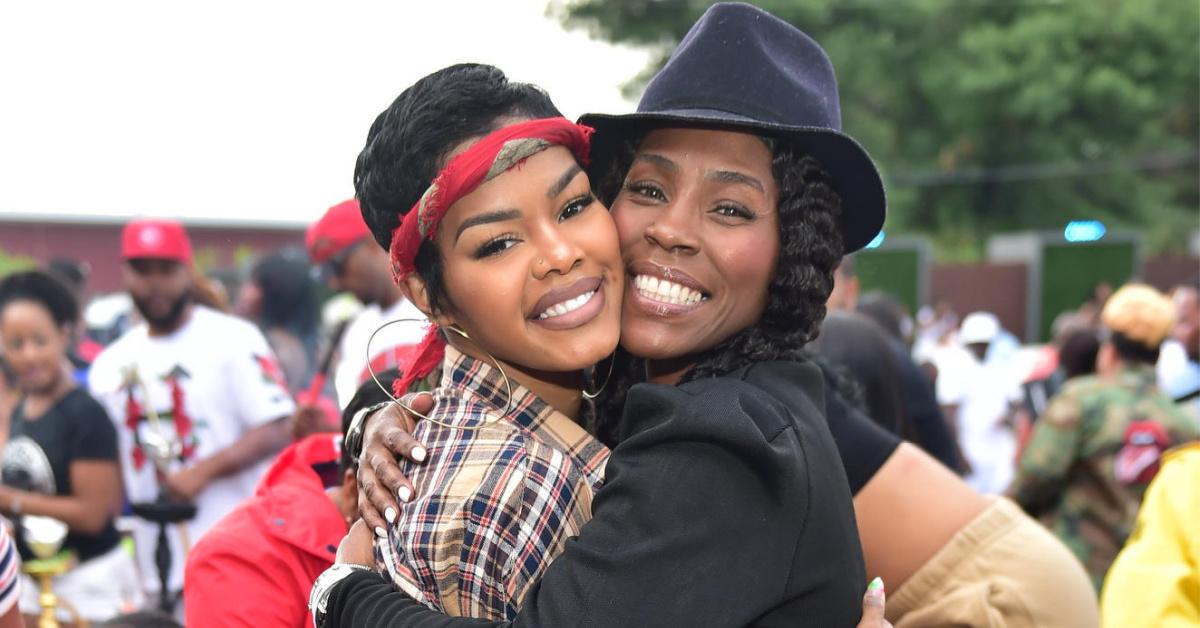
[335,519,376,567]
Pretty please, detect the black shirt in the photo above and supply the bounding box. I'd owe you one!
[892,344,962,473]
[823,383,901,493]
[6,388,122,562]
[325,360,866,627]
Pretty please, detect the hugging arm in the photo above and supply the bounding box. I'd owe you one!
[328,380,812,627]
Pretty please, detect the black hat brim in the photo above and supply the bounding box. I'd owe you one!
[580,109,886,253]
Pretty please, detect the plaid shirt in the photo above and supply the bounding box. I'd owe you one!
[376,346,609,619]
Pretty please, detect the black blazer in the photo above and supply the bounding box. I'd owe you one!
[325,360,866,627]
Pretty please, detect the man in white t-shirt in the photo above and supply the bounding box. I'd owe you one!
[935,312,1021,494]
[88,218,295,610]
[305,199,427,409]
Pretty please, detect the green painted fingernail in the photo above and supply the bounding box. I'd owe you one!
[867,577,884,592]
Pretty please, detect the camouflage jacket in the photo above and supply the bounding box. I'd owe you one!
[1010,366,1200,590]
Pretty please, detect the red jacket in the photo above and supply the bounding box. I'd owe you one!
[185,435,348,627]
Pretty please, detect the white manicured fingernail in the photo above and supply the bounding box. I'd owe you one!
[384,507,397,524]
[374,526,387,538]
[398,486,413,503]
[411,446,427,462]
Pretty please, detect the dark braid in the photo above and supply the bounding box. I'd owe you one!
[590,133,846,443]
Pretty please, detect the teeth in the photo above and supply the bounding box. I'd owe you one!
[537,290,596,320]
[633,275,704,306]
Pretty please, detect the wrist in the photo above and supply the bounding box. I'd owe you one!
[187,456,218,487]
[310,563,371,626]
[346,401,390,466]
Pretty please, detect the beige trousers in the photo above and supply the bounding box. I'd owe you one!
[888,498,1099,628]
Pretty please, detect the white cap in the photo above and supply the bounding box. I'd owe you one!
[960,311,1001,345]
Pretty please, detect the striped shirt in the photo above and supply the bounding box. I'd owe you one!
[0,531,20,616]
[377,346,609,620]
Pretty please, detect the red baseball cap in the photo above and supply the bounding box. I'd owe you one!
[121,218,193,263]
[306,199,371,265]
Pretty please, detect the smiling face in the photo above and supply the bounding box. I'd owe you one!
[0,300,68,396]
[412,145,623,379]
[611,128,781,377]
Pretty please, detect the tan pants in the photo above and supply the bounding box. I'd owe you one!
[888,498,1099,628]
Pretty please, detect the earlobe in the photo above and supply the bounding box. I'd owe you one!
[400,275,457,328]
[400,275,433,318]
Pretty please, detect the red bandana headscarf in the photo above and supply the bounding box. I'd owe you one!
[388,117,594,396]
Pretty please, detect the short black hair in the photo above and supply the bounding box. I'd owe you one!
[340,368,400,473]
[251,247,318,338]
[46,258,88,292]
[1110,330,1160,366]
[0,270,80,329]
[353,63,562,313]
[1057,326,1101,380]
[810,311,909,437]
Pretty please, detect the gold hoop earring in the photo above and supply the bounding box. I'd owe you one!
[582,354,615,400]
[441,324,514,418]
[365,318,509,432]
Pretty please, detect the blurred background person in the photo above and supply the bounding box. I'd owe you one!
[188,267,231,313]
[184,371,391,627]
[826,253,861,312]
[45,258,104,369]
[1010,283,1200,590]
[0,531,24,628]
[1016,324,1102,455]
[935,311,1022,492]
[88,218,295,612]
[305,199,426,409]
[0,270,142,623]
[856,291,915,348]
[235,247,321,395]
[1157,278,1200,413]
[812,310,962,473]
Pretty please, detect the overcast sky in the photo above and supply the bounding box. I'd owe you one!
[0,0,651,225]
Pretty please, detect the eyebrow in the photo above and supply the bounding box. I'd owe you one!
[635,153,764,194]
[454,209,521,243]
[547,164,583,199]
[707,169,765,194]
[633,153,679,172]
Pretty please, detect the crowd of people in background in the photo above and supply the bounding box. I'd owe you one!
[0,4,1196,627]
[0,146,1193,628]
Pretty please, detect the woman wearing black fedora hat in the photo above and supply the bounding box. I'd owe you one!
[328,3,1096,627]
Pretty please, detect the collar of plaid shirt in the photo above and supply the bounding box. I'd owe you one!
[379,345,609,617]
[438,345,608,483]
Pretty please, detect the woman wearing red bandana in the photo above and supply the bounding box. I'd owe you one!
[346,94,624,618]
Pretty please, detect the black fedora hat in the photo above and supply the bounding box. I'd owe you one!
[581,2,886,253]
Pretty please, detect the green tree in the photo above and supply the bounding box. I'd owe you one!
[555,0,1199,259]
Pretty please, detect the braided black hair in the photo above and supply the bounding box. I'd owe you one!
[591,133,845,444]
